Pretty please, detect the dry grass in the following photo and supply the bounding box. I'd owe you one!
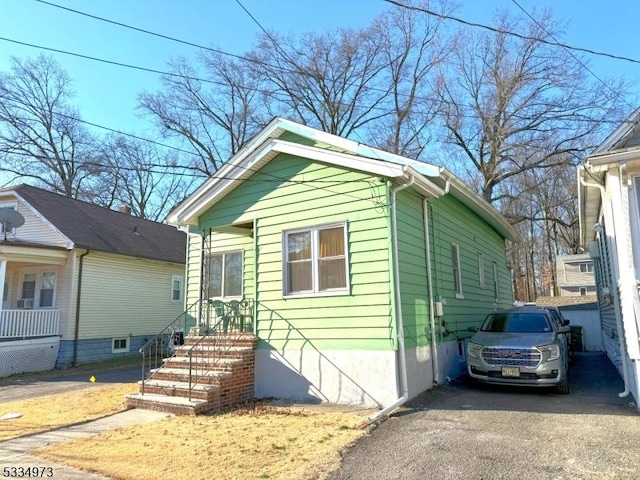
[35,402,370,480]
[0,383,137,441]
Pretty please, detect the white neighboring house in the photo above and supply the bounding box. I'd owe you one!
[0,184,186,377]
[555,253,596,297]
[578,109,640,409]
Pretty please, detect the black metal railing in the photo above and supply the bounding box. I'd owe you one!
[139,298,255,398]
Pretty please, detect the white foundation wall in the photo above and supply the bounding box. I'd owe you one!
[254,349,400,407]
[404,344,435,398]
[436,339,468,382]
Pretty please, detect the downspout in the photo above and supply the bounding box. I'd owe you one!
[424,198,440,386]
[72,249,90,367]
[427,175,450,385]
[580,175,630,397]
[365,174,414,425]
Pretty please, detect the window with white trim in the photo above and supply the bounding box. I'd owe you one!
[171,275,183,302]
[579,286,587,296]
[284,223,348,296]
[112,337,129,353]
[492,262,499,302]
[206,251,243,298]
[478,253,485,289]
[579,262,593,273]
[451,243,463,298]
[18,270,57,308]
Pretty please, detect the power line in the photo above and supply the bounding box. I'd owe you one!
[509,0,635,111]
[384,0,640,66]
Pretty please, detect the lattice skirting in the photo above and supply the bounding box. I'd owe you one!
[0,337,60,378]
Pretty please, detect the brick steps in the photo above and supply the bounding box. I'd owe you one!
[126,333,257,415]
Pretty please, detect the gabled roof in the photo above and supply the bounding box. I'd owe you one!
[167,118,517,241]
[4,184,185,264]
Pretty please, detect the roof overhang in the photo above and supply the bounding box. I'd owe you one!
[167,118,517,242]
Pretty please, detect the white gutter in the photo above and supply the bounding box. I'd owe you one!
[365,175,414,425]
[580,174,631,398]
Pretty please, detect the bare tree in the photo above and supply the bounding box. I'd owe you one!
[97,135,198,221]
[0,55,99,197]
[248,27,391,137]
[138,52,267,176]
[367,0,452,158]
[434,9,628,204]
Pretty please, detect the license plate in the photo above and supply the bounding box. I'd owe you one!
[501,367,520,377]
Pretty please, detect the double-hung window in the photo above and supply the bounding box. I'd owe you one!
[451,243,463,298]
[284,223,348,296]
[206,251,243,298]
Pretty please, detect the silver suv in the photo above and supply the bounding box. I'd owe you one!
[466,307,570,394]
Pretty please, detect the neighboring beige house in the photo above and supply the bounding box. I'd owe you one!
[556,253,596,296]
[0,184,186,377]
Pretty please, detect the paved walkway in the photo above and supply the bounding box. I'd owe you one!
[0,362,167,479]
[1,408,170,478]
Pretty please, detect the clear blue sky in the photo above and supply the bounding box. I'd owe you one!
[1,0,639,139]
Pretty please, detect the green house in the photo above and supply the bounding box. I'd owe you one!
[167,118,516,410]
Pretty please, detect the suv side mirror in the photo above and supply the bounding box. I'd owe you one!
[562,319,570,326]
[559,325,571,334]
[468,326,479,332]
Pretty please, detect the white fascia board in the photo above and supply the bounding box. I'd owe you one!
[437,169,518,242]
[587,147,640,171]
[167,140,276,225]
[273,140,405,178]
[12,192,75,250]
[592,107,640,154]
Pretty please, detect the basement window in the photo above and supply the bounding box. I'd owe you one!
[112,337,129,353]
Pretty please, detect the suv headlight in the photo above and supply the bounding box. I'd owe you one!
[467,341,483,359]
[538,344,560,362]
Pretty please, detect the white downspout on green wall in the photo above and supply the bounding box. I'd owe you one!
[423,197,440,386]
[366,175,414,425]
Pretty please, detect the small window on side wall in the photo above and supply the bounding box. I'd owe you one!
[493,262,499,302]
[579,287,587,296]
[171,275,183,302]
[451,243,463,299]
[112,337,129,353]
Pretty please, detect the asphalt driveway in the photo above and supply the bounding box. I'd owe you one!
[0,360,140,404]
[329,352,640,480]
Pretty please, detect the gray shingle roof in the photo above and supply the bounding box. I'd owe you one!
[12,184,186,264]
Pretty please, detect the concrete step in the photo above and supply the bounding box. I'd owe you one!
[149,367,232,384]
[139,379,220,401]
[125,393,219,416]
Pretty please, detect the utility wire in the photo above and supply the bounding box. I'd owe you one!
[510,0,635,110]
[384,0,640,65]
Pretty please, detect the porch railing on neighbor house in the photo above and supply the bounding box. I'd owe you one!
[138,298,255,399]
[0,309,61,338]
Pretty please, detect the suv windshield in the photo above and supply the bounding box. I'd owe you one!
[481,312,552,333]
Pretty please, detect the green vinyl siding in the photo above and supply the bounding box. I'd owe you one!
[427,194,513,338]
[195,154,394,351]
[395,189,430,349]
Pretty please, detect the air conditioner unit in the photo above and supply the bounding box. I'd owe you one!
[17,298,34,309]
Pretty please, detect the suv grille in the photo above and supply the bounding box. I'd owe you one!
[481,347,541,367]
